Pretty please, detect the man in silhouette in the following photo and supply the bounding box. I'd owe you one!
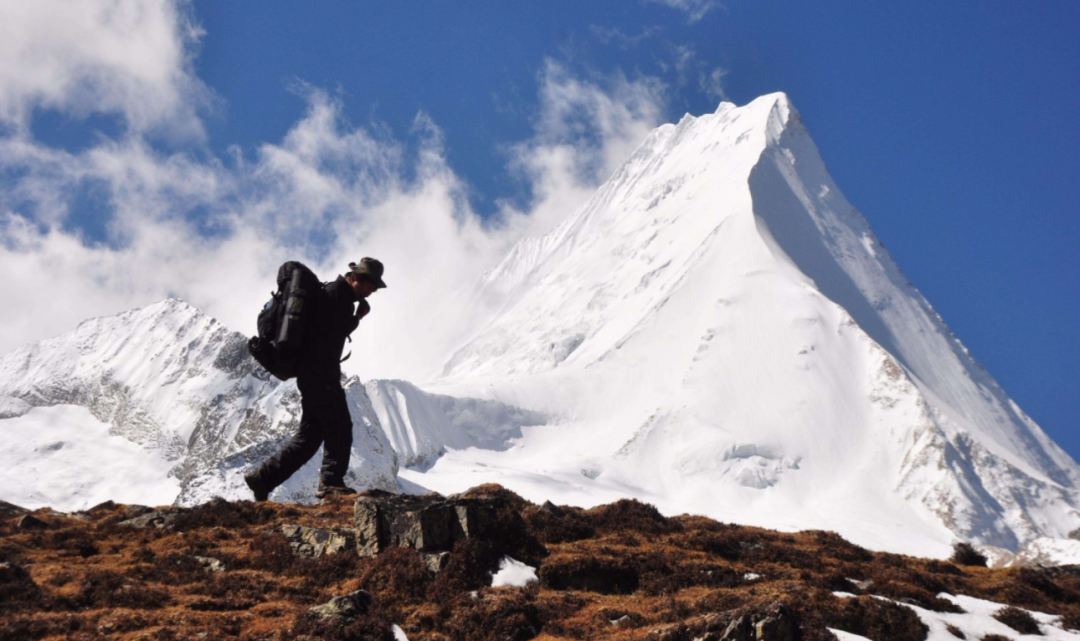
[244,257,387,501]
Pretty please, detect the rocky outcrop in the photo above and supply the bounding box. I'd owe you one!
[308,589,373,624]
[281,524,356,557]
[353,490,505,556]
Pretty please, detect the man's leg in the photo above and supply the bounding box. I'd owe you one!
[319,386,353,487]
[251,379,326,492]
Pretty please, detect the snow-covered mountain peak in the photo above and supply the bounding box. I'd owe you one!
[426,93,1080,559]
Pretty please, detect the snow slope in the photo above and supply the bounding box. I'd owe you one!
[0,299,400,507]
[414,93,1080,559]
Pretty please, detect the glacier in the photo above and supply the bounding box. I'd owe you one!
[1,92,1077,564]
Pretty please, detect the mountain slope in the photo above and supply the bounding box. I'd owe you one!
[419,93,1080,558]
[0,299,399,509]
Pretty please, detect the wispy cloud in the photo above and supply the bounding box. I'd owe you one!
[589,25,664,49]
[700,66,729,101]
[0,4,667,384]
[644,0,719,24]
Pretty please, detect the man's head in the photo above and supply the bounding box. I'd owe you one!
[345,257,386,299]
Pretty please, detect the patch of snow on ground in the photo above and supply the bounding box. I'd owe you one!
[832,591,1080,640]
[828,631,872,641]
[391,624,409,640]
[490,556,539,588]
[0,405,180,511]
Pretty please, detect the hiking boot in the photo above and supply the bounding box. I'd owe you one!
[244,472,270,502]
[315,484,357,500]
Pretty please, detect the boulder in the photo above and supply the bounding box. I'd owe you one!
[422,551,451,573]
[194,556,226,573]
[309,589,372,623]
[16,514,48,530]
[281,524,356,557]
[353,492,500,556]
[118,507,187,530]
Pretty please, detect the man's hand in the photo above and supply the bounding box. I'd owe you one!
[356,298,371,319]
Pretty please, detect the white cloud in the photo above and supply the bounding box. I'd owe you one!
[700,66,729,101]
[645,0,719,24]
[0,6,667,384]
[500,60,666,239]
[0,0,210,138]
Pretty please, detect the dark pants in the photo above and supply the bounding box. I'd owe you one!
[255,369,353,491]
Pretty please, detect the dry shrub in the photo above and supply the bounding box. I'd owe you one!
[197,571,273,605]
[799,593,929,641]
[74,570,171,609]
[631,548,739,596]
[525,505,595,544]
[295,550,363,597]
[808,530,874,563]
[435,589,541,641]
[1062,609,1080,630]
[927,560,964,575]
[993,606,1041,635]
[676,527,748,561]
[246,531,296,574]
[455,483,532,512]
[359,546,432,609]
[539,554,639,594]
[950,542,988,567]
[288,607,396,641]
[41,528,99,558]
[428,538,501,603]
[188,597,258,611]
[589,499,681,536]
[1013,567,1070,603]
[981,636,1013,641]
[173,497,276,531]
[0,613,90,641]
[148,552,210,585]
[0,561,41,615]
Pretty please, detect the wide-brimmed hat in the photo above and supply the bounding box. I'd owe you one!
[348,257,387,289]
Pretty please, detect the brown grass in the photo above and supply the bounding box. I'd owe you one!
[3,489,1080,640]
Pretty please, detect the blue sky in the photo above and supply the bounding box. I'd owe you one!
[2,1,1078,458]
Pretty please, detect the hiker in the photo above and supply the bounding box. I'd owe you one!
[244,258,387,501]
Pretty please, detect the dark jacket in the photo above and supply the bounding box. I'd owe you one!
[300,275,360,385]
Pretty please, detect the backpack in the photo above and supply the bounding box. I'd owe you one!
[247,261,323,381]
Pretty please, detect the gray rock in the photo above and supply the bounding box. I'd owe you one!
[281,524,356,557]
[16,514,48,530]
[353,492,501,557]
[309,589,373,623]
[422,551,451,573]
[194,556,226,573]
[118,507,187,530]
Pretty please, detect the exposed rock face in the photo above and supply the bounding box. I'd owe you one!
[353,491,502,556]
[308,589,372,623]
[281,524,357,557]
[16,514,47,530]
